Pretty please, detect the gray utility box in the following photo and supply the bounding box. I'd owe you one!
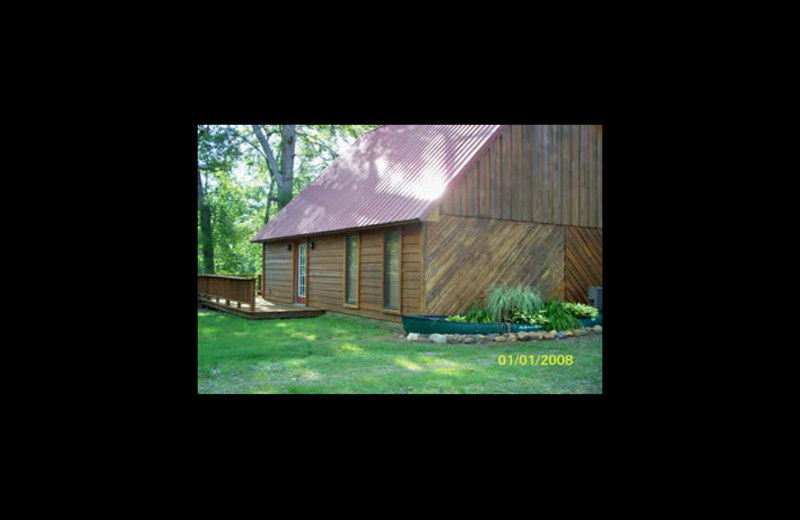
[588,286,603,313]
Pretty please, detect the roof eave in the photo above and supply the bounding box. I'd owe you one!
[251,218,423,243]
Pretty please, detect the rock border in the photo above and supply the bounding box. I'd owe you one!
[405,325,602,344]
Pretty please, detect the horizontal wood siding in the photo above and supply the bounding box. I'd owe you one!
[359,228,383,313]
[306,234,344,310]
[264,241,293,304]
[441,125,602,229]
[565,227,602,304]
[423,215,565,316]
[265,222,423,323]
[402,223,422,315]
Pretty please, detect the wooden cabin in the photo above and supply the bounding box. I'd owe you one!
[250,125,602,322]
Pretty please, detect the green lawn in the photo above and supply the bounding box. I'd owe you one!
[198,309,603,394]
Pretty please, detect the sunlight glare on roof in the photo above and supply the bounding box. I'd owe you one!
[411,172,447,200]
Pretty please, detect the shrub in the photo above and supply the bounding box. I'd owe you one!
[511,310,549,326]
[463,302,493,323]
[446,302,493,323]
[562,302,599,319]
[484,284,544,323]
[541,299,579,331]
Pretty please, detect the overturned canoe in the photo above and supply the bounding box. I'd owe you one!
[401,315,542,335]
[401,314,602,335]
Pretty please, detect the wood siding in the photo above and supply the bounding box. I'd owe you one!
[401,224,422,316]
[306,233,344,310]
[262,223,422,322]
[442,125,602,229]
[423,215,565,316]
[565,227,603,304]
[263,241,293,304]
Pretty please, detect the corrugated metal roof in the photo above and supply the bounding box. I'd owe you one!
[250,124,505,242]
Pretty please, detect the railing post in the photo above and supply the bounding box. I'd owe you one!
[250,278,256,311]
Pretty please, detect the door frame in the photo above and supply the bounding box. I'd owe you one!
[294,239,308,305]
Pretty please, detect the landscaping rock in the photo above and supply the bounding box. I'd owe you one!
[556,331,567,339]
[517,332,528,341]
[592,325,602,334]
[565,330,575,337]
[508,333,518,342]
[406,333,420,341]
[430,333,447,344]
[574,328,586,337]
[493,335,506,343]
[543,331,556,340]
[529,332,544,341]
[462,336,477,344]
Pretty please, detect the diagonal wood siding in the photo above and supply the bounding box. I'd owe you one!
[423,215,565,316]
[565,227,602,304]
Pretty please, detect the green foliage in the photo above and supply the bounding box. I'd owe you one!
[198,125,379,276]
[446,301,495,323]
[463,302,493,323]
[541,300,580,331]
[198,125,242,174]
[562,302,599,319]
[484,284,544,323]
[510,310,549,326]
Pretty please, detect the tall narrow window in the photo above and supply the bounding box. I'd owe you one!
[383,229,400,311]
[297,243,306,299]
[345,234,359,305]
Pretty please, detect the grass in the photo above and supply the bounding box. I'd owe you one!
[198,309,603,394]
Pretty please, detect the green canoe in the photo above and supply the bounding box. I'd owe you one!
[401,314,602,335]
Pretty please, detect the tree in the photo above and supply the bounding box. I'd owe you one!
[197,125,241,274]
[199,125,380,275]
[251,125,296,222]
[245,125,378,224]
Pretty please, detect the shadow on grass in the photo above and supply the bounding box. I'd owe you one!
[198,311,403,368]
[198,310,602,394]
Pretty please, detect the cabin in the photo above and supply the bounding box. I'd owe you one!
[250,125,602,322]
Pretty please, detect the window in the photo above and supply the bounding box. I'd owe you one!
[383,229,400,311]
[297,243,306,298]
[345,234,359,305]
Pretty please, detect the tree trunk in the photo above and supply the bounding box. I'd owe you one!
[264,178,275,224]
[198,168,215,274]
[252,124,297,211]
[277,125,296,209]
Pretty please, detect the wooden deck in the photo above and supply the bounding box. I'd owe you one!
[198,295,324,320]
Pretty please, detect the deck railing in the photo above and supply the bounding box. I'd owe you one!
[198,274,256,311]
[216,274,263,295]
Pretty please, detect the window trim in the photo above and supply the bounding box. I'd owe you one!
[342,233,360,309]
[382,227,402,314]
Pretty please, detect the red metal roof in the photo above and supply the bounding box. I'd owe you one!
[250,124,505,242]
